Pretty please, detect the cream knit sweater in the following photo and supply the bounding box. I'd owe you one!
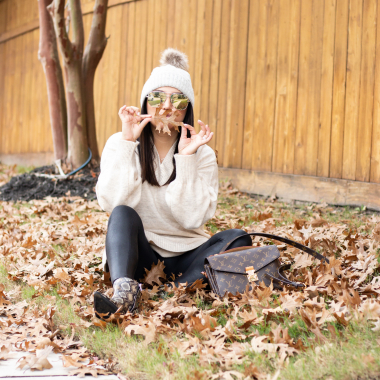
[96,132,219,258]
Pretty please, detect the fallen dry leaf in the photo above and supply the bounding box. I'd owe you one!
[17,346,53,371]
[141,260,167,286]
[152,108,185,135]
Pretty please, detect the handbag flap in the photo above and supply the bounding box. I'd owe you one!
[206,245,280,274]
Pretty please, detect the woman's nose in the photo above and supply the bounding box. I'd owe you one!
[163,95,172,109]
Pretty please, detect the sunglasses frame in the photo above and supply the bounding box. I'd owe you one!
[146,91,190,110]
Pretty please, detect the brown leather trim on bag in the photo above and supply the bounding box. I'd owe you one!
[221,232,329,264]
[223,246,253,254]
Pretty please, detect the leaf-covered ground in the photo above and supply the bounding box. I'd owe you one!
[1,164,380,379]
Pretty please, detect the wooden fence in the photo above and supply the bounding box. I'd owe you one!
[1,0,380,208]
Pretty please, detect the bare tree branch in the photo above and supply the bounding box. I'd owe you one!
[38,0,68,161]
[82,0,109,162]
[69,0,84,55]
[64,2,71,35]
[47,0,73,63]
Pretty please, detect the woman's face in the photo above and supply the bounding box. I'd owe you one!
[146,86,187,129]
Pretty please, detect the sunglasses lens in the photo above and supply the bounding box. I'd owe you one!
[171,93,189,110]
[147,92,165,107]
[147,92,189,109]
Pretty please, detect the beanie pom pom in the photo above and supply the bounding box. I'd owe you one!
[159,48,189,72]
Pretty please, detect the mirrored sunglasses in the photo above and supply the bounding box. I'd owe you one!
[146,91,190,110]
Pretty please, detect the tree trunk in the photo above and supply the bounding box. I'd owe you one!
[48,0,88,169]
[82,0,109,163]
[37,0,67,161]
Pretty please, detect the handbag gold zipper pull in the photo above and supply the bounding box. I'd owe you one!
[245,266,258,282]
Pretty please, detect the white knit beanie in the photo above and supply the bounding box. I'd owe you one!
[140,48,195,108]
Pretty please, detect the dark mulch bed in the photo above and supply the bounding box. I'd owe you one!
[0,165,100,202]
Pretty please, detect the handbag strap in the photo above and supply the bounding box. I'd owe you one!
[266,264,305,288]
[221,231,329,264]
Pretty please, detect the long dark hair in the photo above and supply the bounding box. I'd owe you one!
[138,98,194,186]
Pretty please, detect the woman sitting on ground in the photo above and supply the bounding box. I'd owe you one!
[94,48,252,318]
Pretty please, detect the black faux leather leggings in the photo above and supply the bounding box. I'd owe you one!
[105,205,253,286]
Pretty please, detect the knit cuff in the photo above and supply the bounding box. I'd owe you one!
[115,139,139,161]
[174,153,197,180]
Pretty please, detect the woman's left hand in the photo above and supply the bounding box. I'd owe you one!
[178,120,214,156]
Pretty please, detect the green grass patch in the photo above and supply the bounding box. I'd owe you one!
[282,321,380,380]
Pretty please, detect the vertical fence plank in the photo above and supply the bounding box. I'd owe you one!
[317,0,336,177]
[1,41,8,153]
[9,36,19,154]
[223,0,249,168]
[223,0,238,166]
[108,7,123,137]
[250,0,279,171]
[329,0,349,178]
[187,1,198,83]
[208,0,222,151]
[174,0,192,54]
[21,31,35,154]
[166,0,176,48]
[355,0,376,182]
[371,0,380,183]
[199,0,214,124]
[193,0,206,126]
[136,0,148,103]
[118,4,129,109]
[0,42,5,153]
[342,0,363,180]
[156,0,169,68]
[173,0,183,49]
[21,31,33,153]
[294,0,324,175]
[249,0,267,170]
[145,0,155,77]
[3,41,13,153]
[0,1,8,35]
[242,0,259,170]
[6,0,18,32]
[28,30,38,153]
[33,29,42,152]
[131,1,144,106]
[123,1,136,109]
[18,33,27,154]
[6,37,15,154]
[272,0,300,174]
[0,0,6,153]
[151,0,162,68]
[215,0,231,164]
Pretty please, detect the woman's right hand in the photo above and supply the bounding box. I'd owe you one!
[118,105,152,142]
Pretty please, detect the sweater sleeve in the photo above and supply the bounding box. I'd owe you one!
[96,133,142,212]
[165,145,218,229]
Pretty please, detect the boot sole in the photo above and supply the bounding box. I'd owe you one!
[94,291,119,320]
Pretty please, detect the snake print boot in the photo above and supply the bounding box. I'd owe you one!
[111,277,141,313]
[94,277,141,320]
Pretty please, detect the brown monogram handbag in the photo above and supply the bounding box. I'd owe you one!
[204,232,329,297]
